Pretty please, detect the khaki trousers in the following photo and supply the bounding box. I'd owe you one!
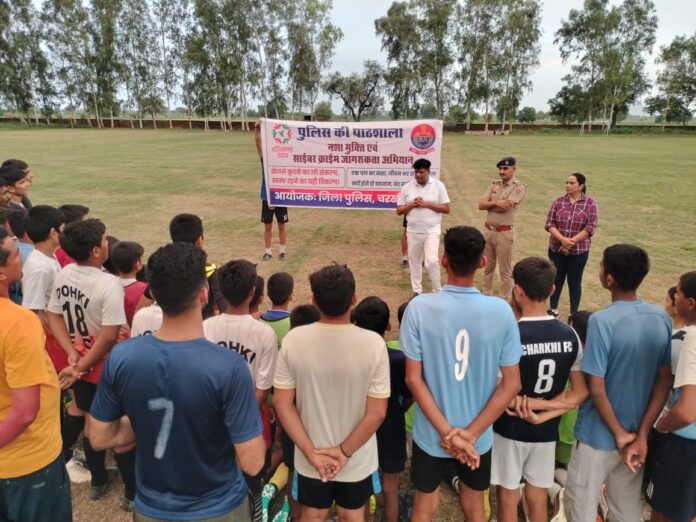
[482,228,514,299]
[564,442,643,522]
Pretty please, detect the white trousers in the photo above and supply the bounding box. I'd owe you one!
[407,231,441,294]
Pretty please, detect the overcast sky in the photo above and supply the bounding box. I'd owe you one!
[328,0,696,113]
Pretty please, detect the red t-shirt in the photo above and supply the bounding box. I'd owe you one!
[54,247,75,268]
[122,280,148,327]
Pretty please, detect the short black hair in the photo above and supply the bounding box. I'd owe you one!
[250,275,265,309]
[26,205,64,243]
[309,263,355,317]
[267,272,294,306]
[397,298,414,325]
[444,226,485,277]
[148,242,207,316]
[0,176,11,188]
[679,271,696,300]
[58,204,89,224]
[218,259,257,307]
[109,241,144,274]
[0,226,10,265]
[413,158,431,170]
[0,166,27,185]
[568,310,593,345]
[8,209,28,239]
[513,257,557,302]
[170,213,203,243]
[667,285,678,306]
[101,236,121,275]
[0,207,9,228]
[351,296,390,336]
[59,218,106,262]
[290,304,321,329]
[602,244,649,291]
[1,159,28,171]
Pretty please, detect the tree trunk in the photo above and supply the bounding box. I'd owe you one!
[110,107,114,129]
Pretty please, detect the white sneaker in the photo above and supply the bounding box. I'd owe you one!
[66,457,91,483]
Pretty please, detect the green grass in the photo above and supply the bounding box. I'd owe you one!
[3,128,695,520]
[4,127,694,326]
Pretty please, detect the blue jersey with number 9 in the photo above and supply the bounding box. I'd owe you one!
[91,335,262,520]
[400,286,521,457]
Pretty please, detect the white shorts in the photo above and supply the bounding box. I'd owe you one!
[490,432,556,489]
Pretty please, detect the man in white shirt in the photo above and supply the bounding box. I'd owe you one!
[396,158,450,294]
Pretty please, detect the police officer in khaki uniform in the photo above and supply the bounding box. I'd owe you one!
[478,156,527,299]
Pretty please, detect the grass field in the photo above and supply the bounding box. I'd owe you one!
[2,128,695,521]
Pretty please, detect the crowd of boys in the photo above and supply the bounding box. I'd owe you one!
[1,157,695,522]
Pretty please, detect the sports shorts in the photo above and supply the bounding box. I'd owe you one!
[411,440,491,493]
[261,200,289,225]
[72,380,98,412]
[645,432,696,521]
[293,470,381,510]
[490,433,555,489]
[377,423,407,474]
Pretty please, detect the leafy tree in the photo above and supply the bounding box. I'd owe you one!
[43,0,101,125]
[647,33,696,130]
[374,1,422,119]
[324,60,383,122]
[91,0,123,127]
[313,100,332,121]
[454,0,502,130]
[645,96,692,127]
[495,0,541,130]
[548,84,592,124]
[555,0,657,132]
[516,106,537,123]
[286,0,342,117]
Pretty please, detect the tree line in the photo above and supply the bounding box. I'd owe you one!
[0,0,693,131]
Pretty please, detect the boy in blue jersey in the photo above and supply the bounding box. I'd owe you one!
[565,244,673,522]
[400,226,522,522]
[88,243,266,521]
[492,257,588,522]
[648,271,696,522]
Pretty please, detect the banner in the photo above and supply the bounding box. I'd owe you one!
[260,119,443,210]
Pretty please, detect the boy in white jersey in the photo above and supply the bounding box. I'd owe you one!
[400,226,522,522]
[46,218,128,500]
[274,264,390,520]
[491,257,588,522]
[648,271,696,522]
[131,303,163,337]
[204,260,277,410]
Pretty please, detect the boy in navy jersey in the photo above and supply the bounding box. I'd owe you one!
[89,243,265,521]
[491,257,588,522]
[352,296,412,522]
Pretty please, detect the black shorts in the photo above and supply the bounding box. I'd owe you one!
[411,440,491,493]
[645,432,696,521]
[71,380,98,412]
[377,424,406,474]
[293,470,380,510]
[261,200,289,225]
[281,429,294,470]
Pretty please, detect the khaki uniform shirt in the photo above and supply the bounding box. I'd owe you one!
[482,177,527,226]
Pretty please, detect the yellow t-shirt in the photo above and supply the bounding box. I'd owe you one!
[0,298,61,478]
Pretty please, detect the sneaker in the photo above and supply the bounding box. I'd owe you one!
[262,253,272,261]
[279,252,286,261]
[271,496,291,522]
[401,259,408,268]
[66,457,91,484]
[547,309,559,318]
[90,468,118,501]
[121,498,134,512]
